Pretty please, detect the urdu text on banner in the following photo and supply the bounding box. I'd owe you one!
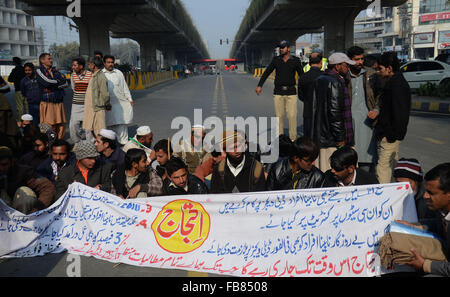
[0,182,418,277]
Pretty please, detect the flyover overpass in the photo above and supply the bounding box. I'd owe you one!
[20,0,209,70]
[230,0,408,67]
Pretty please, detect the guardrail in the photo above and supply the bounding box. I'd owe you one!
[125,71,179,90]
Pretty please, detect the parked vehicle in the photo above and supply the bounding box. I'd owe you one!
[400,60,450,89]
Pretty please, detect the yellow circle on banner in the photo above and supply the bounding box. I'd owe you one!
[151,199,211,254]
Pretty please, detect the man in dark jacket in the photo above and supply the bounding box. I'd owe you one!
[112,148,163,198]
[311,52,355,172]
[256,40,304,141]
[17,132,49,170]
[323,146,379,187]
[163,156,208,195]
[55,140,112,199]
[8,57,27,123]
[211,130,266,194]
[266,136,325,190]
[298,51,324,138]
[405,163,450,277]
[0,146,56,214]
[20,62,41,124]
[375,52,411,184]
[37,139,75,184]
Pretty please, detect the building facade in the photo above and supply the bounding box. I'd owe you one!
[411,0,450,59]
[0,0,40,61]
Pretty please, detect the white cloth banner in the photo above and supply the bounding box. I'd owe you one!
[0,182,418,277]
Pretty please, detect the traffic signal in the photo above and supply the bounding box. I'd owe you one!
[220,39,222,45]
[226,38,229,44]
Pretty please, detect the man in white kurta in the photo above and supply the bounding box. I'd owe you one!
[102,55,134,145]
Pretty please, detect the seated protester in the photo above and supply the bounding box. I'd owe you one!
[56,140,112,199]
[163,156,208,195]
[123,125,153,159]
[210,130,266,194]
[394,158,439,222]
[17,132,49,169]
[0,146,56,215]
[19,114,34,132]
[195,149,226,182]
[403,163,450,277]
[20,122,39,155]
[37,139,75,184]
[94,128,125,171]
[324,146,379,187]
[173,125,211,174]
[266,136,325,191]
[150,139,173,180]
[263,134,293,174]
[111,148,163,199]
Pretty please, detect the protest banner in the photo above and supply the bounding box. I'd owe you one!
[0,182,417,277]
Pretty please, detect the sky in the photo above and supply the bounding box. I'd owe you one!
[182,0,250,59]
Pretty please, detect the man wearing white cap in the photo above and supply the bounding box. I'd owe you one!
[173,125,210,174]
[122,125,153,159]
[311,52,355,172]
[94,128,125,171]
[20,114,33,129]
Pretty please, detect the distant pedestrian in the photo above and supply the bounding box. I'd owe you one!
[298,50,324,138]
[36,53,69,139]
[375,52,411,184]
[256,40,304,141]
[20,63,41,124]
[311,52,355,172]
[69,57,92,144]
[103,55,134,145]
[7,57,27,124]
[83,56,111,143]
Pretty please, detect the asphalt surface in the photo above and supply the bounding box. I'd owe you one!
[1,71,449,276]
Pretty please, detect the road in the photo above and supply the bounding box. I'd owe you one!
[1,70,449,276]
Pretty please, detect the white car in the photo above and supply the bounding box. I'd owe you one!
[400,60,450,89]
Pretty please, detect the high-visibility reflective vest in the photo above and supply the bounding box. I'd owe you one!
[303,58,328,72]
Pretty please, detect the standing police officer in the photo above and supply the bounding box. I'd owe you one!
[255,40,303,142]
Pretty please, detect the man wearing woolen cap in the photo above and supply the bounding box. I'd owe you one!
[311,52,355,172]
[122,125,153,159]
[55,140,112,198]
[394,158,438,221]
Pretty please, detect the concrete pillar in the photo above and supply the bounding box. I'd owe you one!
[323,8,360,57]
[74,14,115,57]
[163,49,176,69]
[138,39,157,72]
[261,45,275,66]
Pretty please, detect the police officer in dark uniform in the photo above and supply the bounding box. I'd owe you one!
[255,40,303,141]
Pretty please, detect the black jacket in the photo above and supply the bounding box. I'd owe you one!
[163,174,208,195]
[266,157,325,190]
[211,154,266,194]
[258,55,304,95]
[375,72,411,142]
[311,71,346,148]
[323,168,379,187]
[55,161,112,199]
[298,67,323,119]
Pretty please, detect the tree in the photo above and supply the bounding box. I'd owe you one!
[48,41,80,70]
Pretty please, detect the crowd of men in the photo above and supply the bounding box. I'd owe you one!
[0,46,449,277]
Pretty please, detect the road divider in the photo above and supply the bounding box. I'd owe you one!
[125,71,179,91]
